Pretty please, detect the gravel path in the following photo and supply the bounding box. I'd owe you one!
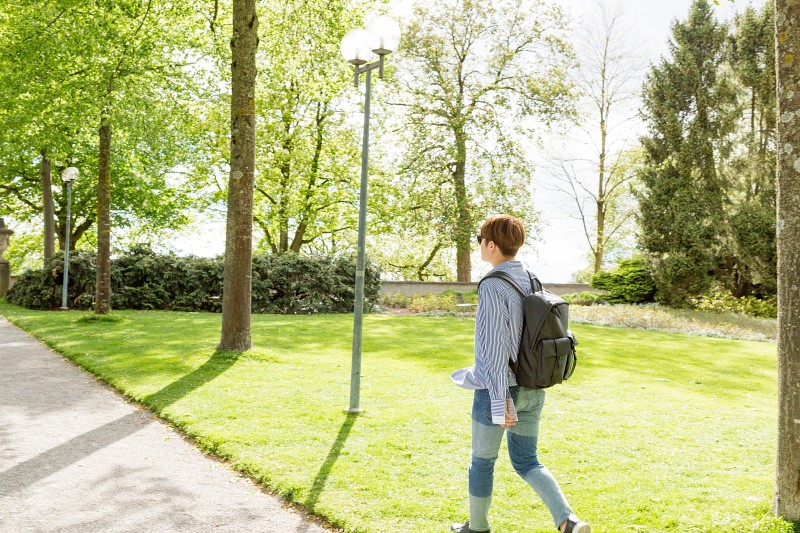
[0,316,334,533]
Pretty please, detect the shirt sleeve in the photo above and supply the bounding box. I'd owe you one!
[477,281,514,425]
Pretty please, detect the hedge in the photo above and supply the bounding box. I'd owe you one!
[590,257,657,304]
[6,246,380,314]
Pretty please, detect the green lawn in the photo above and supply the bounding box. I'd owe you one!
[0,302,788,533]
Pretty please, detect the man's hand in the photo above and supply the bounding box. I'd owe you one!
[501,395,517,429]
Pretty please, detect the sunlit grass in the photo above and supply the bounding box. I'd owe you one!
[0,301,788,533]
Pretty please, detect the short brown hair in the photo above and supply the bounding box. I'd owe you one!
[480,215,526,257]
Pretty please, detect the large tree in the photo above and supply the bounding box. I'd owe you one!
[252,0,362,255]
[637,0,738,304]
[774,0,800,520]
[70,0,207,314]
[550,0,642,274]
[0,1,205,280]
[725,1,777,297]
[218,0,258,351]
[395,0,575,281]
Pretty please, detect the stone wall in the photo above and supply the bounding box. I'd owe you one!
[379,281,598,296]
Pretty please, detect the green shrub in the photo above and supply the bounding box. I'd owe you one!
[409,294,455,313]
[112,246,223,312]
[407,291,477,313]
[691,290,777,319]
[405,293,465,313]
[591,258,657,304]
[6,251,97,310]
[251,254,380,314]
[7,247,380,314]
[562,291,607,306]
[380,289,479,313]
[379,293,413,308]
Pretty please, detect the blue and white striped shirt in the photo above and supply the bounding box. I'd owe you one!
[450,260,531,424]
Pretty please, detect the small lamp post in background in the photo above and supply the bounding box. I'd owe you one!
[340,16,401,414]
[60,166,79,310]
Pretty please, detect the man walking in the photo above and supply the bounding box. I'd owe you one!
[450,215,590,533]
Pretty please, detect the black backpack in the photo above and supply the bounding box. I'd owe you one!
[478,270,578,389]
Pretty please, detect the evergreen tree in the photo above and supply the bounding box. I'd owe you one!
[725,1,776,297]
[637,0,737,304]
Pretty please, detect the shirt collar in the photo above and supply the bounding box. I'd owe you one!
[488,260,523,274]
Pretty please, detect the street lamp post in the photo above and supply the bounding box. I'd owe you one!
[340,16,401,414]
[60,167,79,310]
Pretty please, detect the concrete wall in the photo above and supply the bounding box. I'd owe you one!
[380,281,598,297]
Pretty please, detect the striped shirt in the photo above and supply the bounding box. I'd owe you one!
[450,260,531,425]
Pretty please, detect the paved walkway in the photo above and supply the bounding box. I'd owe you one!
[0,316,333,533]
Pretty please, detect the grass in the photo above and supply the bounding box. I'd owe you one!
[0,301,789,533]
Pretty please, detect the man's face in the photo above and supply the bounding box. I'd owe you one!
[479,234,490,262]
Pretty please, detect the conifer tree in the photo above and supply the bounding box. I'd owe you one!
[637,0,737,304]
[725,1,777,296]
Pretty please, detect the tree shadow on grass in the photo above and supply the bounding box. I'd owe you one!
[141,350,240,413]
[294,413,358,533]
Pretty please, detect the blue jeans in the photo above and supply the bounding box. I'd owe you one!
[469,387,573,531]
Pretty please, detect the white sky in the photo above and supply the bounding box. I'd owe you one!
[170,0,760,282]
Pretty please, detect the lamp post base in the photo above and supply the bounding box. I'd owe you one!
[345,407,363,415]
[59,307,69,311]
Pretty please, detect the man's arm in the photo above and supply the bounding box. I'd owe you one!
[477,280,514,425]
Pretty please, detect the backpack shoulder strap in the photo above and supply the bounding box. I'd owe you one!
[478,270,527,297]
[528,271,544,293]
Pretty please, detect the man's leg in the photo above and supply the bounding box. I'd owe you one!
[469,389,505,532]
[507,388,573,528]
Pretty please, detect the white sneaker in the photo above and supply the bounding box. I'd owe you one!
[564,518,591,533]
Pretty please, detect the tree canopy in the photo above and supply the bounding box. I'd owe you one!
[0,0,211,263]
[637,0,775,303]
[388,0,576,281]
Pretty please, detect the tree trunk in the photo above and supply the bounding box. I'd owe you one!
[95,119,112,315]
[56,215,93,253]
[595,87,608,273]
[290,102,327,253]
[218,0,258,351]
[417,242,442,280]
[40,147,55,266]
[595,200,605,273]
[289,222,306,253]
[774,0,800,520]
[278,113,292,254]
[751,87,757,143]
[454,129,471,282]
[595,37,610,274]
